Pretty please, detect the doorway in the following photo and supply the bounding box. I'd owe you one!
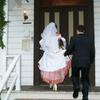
[34,0,95,87]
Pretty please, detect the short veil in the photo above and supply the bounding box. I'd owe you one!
[41,22,57,39]
[40,22,58,52]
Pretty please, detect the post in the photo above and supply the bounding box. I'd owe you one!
[15,55,21,91]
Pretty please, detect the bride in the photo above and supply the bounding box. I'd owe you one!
[38,22,71,91]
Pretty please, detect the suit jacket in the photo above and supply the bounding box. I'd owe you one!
[65,34,95,68]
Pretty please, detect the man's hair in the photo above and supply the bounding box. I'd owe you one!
[77,25,85,32]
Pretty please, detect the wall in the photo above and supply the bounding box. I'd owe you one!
[7,0,34,85]
[94,0,100,86]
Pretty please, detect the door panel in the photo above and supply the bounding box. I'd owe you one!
[44,12,50,26]
[68,11,74,39]
[54,12,60,31]
[79,11,84,25]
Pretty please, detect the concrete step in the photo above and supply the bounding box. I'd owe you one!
[1,91,100,100]
[15,99,82,100]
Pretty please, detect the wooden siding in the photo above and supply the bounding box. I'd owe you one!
[94,0,100,86]
[7,0,34,85]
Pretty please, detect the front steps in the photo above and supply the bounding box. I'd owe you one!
[1,91,100,100]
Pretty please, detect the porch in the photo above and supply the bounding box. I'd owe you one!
[1,0,100,99]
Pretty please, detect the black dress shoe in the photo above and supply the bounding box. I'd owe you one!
[82,98,88,100]
[82,97,88,100]
[73,90,79,98]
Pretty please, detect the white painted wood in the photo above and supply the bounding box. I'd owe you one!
[21,78,33,85]
[1,91,100,100]
[4,75,17,100]
[9,27,25,32]
[7,0,34,85]
[16,56,21,91]
[9,15,33,21]
[9,6,33,10]
[94,0,100,86]
[0,55,21,92]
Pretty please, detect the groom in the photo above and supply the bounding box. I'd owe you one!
[64,25,95,100]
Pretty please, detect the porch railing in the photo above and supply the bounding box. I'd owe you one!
[0,55,21,100]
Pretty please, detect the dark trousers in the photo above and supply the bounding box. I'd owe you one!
[71,67,90,98]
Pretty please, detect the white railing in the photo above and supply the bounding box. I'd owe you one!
[0,55,21,100]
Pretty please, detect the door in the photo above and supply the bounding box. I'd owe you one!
[34,0,95,87]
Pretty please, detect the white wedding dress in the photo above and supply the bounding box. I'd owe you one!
[38,36,71,84]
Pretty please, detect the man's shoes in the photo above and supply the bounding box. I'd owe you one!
[73,90,79,98]
[82,96,88,100]
[82,90,88,100]
[82,98,88,100]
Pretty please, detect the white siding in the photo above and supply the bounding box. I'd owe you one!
[7,0,34,85]
[94,0,100,86]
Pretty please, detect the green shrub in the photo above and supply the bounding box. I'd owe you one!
[0,0,8,49]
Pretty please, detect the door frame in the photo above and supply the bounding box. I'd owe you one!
[34,0,95,86]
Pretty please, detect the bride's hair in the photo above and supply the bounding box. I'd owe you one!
[58,38,64,49]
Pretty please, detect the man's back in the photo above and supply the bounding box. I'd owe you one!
[66,34,94,68]
[65,25,95,100]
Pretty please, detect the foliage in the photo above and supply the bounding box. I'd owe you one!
[0,0,8,49]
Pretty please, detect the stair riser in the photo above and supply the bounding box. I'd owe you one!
[1,92,100,100]
[1,92,78,100]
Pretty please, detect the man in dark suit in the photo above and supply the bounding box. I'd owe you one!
[64,25,95,100]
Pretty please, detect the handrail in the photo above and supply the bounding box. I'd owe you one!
[0,55,21,100]
[4,75,17,100]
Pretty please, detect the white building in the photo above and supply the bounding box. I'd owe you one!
[0,0,100,99]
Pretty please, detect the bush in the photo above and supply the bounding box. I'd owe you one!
[0,0,8,49]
